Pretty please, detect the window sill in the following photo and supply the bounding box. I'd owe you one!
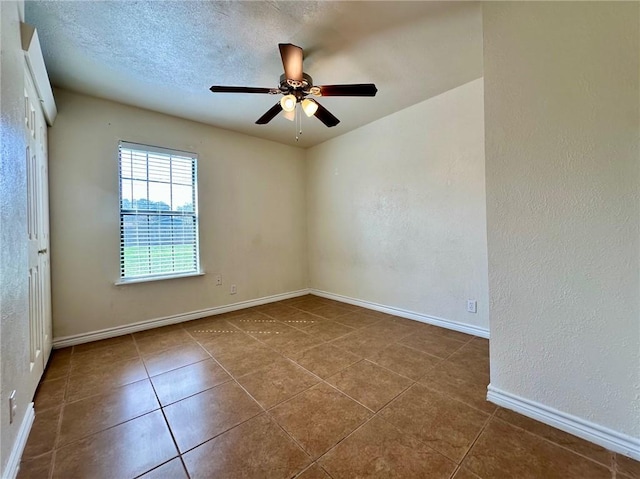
[115,271,205,285]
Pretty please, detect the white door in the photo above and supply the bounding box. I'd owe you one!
[24,65,52,396]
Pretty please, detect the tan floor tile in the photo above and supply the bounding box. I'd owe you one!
[291,299,332,313]
[66,357,147,402]
[150,358,231,406]
[183,413,310,479]
[295,463,333,479]
[399,329,468,358]
[366,343,441,380]
[326,360,412,411]
[292,343,360,379]
[452,467,482,479]
[212,341,283,377]
[72,334,134,354]
[42,349,72,382]
[420,324,474,342]
[17,452,52,479]
[183,316,239,340]
[52,410,177,479]
[271,382,372,459]
[230,309,275,321]
[58,379,159,446]
[259,328,324,356]
[446,342,490,377]
[467,336,490,354]
[68,348,139,377]
[133,323,184,340]
[143,341,210,377]
[617,453,640,478]
[362,320,416,340]
[235,358,319,409]
[330,329,388,357]
[333,311,381,329]
[420,360,494,414]
[281,311,324,329]
[303,320,355,341]
[354,309,396,321]
[163,381,262,452]
[70,338,139,370]
[139,458,189,479]
[495,408,612,467]
[311,304,352,320]
[226,313,285,333]
[256,303,302,320]
[23,407,61,459]
[34,377,66,412]
[135,328,196,355]
[198,330,259,356]
[463,418,612,479]
[379,384,489,462]
[319,415,456,479]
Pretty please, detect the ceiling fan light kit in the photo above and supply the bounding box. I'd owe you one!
[210,43,378,134]
[280,94,297,112]
[301,98,318,117]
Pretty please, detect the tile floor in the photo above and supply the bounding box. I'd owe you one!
[18,295,639,479]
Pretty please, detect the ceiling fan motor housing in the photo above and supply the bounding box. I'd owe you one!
[280,73,313,99]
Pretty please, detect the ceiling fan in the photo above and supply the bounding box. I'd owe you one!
[210,43,378,128]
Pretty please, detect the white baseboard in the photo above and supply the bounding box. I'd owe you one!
[2,403,35,479]
[309,289,489,339]
[53,289,310,348]
[487,385,640,461]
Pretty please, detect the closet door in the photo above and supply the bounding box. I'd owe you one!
[24,65,52,396]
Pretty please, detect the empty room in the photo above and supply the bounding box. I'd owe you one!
[1,1,639,478]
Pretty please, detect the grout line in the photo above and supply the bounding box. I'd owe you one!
[490,415,619,472]
[455,403,498,473]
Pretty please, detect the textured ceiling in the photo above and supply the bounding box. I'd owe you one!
[26,1,483,148]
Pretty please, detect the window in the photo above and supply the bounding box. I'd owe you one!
[118,141,200,281]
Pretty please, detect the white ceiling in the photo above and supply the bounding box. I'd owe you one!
[26,1,483,148]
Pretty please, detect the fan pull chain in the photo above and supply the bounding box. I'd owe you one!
[295,103,302,142]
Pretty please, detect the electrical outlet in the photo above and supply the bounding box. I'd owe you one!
[230,284,237,295]
[9,390,16,424]
[467,300,477,313]
[215,275,222,286]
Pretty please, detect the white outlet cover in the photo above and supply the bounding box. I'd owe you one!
[467,300,477,313]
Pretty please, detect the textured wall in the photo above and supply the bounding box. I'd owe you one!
[484,2,640,437]
[0,0,31,474]
[306,79,488,332]
[49,90,307,338]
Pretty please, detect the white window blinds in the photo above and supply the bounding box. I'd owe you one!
[118,141,200,280]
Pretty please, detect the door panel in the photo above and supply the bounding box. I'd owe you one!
[24,65,51,397]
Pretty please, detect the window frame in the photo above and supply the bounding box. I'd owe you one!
[115,140,202,285]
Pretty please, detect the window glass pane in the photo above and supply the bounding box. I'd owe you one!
[172,158,193,185]
[148,182,171,211]
[119,141,199,280]
[120,151,133,179]
[148,154,171,182]
[130,151,148,180]
[172,184,194,211]
[131,180,148,209]
[120,179,133,209]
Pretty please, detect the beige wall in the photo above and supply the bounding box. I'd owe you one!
[306,79,489,333]
[484,2,640,439]
[49,90,307,338]
[0,1,31,475]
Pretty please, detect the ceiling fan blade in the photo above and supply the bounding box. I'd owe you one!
[314,84,378,97]
[255,102,283,125]
[278,43,303,82]
[210,86,275,94]
[313,101,340,128]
